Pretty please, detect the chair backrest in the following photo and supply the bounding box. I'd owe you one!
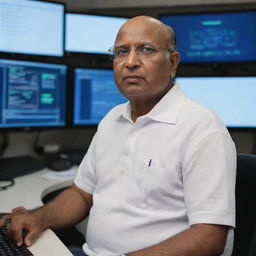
[232,154,256,256]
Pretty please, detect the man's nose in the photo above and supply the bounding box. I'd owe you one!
[125,48,141,69]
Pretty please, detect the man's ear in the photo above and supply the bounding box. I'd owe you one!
[169,52,180,78]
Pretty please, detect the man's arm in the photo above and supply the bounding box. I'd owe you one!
[0,183,92,247]
[127,224,228,256]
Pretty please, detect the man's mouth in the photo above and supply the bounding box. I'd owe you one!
[123,75,144,82]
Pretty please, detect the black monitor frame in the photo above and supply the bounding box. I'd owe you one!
[0,0,65,58]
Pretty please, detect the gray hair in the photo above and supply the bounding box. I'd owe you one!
[166,25,177,52]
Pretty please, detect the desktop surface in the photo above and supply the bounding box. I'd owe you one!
[0,168,76,256]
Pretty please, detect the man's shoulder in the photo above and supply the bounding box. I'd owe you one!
[180,97,229,136]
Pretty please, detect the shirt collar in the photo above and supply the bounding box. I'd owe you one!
[146,83,187,124]
[116,83,187,125]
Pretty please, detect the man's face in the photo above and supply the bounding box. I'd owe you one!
[113,18,178,103]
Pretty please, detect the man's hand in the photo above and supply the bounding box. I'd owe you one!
[0,206,45,247]
[0,184,92,247]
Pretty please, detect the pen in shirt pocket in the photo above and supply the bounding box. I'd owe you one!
[148,159,152,167]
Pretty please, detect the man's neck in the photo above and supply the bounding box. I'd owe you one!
[129,82,174,122]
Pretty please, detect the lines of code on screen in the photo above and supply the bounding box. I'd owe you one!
[0,59,67,128]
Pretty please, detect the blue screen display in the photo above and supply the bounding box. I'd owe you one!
[73,68,126,125]
[160,11,256,63]
[0,59,67,128]
[176,76,256,128]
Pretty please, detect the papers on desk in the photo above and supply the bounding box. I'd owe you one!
[43,167,78,180]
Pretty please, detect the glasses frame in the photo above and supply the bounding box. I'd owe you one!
[108,43,175,61]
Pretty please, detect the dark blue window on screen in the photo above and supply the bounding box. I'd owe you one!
[160,11,256,63]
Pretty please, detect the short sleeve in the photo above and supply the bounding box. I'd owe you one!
[74,132,98,195]
[182,132,236,228]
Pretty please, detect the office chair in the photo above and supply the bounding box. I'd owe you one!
[232,153,256,256]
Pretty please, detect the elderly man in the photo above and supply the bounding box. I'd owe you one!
[0,16,236,256]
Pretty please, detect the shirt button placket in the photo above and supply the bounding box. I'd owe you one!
[120,127,136,174]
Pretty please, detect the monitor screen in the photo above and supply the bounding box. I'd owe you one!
[176,76,256,128]
[0,59,67,128]
[0,0,64,57]
[65,13,128,54]
[160,11,256,63]
[73,68,127,125]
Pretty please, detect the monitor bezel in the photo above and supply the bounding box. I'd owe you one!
[0,0,66,58]
[0,57,69,132]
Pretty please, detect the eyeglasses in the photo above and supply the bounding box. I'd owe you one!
[108,43,175,61]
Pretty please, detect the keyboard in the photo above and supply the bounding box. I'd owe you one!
[0,156,45,180]
[0,225,33,256]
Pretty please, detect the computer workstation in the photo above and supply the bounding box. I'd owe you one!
[1,1,256,255]
[0,0,68,174]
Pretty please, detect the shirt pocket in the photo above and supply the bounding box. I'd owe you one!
[125,164,183,210]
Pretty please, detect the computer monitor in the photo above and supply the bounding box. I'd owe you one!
[175,76,256,128]
[73,68,127,125]
[0,0,64,57]
[160,11,256,63]
[0,59,67,129]
[65,13,128,54]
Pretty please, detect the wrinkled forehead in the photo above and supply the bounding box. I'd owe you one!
[115,18,169,47]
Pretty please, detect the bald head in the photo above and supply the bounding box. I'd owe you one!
[115,16,176,51]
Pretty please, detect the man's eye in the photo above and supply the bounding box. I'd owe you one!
[142,46,155,53]
[116,48,129,56]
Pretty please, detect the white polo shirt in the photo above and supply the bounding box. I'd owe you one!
[74,83,236,256]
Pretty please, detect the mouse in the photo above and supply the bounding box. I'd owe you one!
[46,157,73,171]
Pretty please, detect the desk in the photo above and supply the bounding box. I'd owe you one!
[0,168,77,256]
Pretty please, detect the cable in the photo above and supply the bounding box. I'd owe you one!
[34,131,41,148]
[0,132,9,156]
